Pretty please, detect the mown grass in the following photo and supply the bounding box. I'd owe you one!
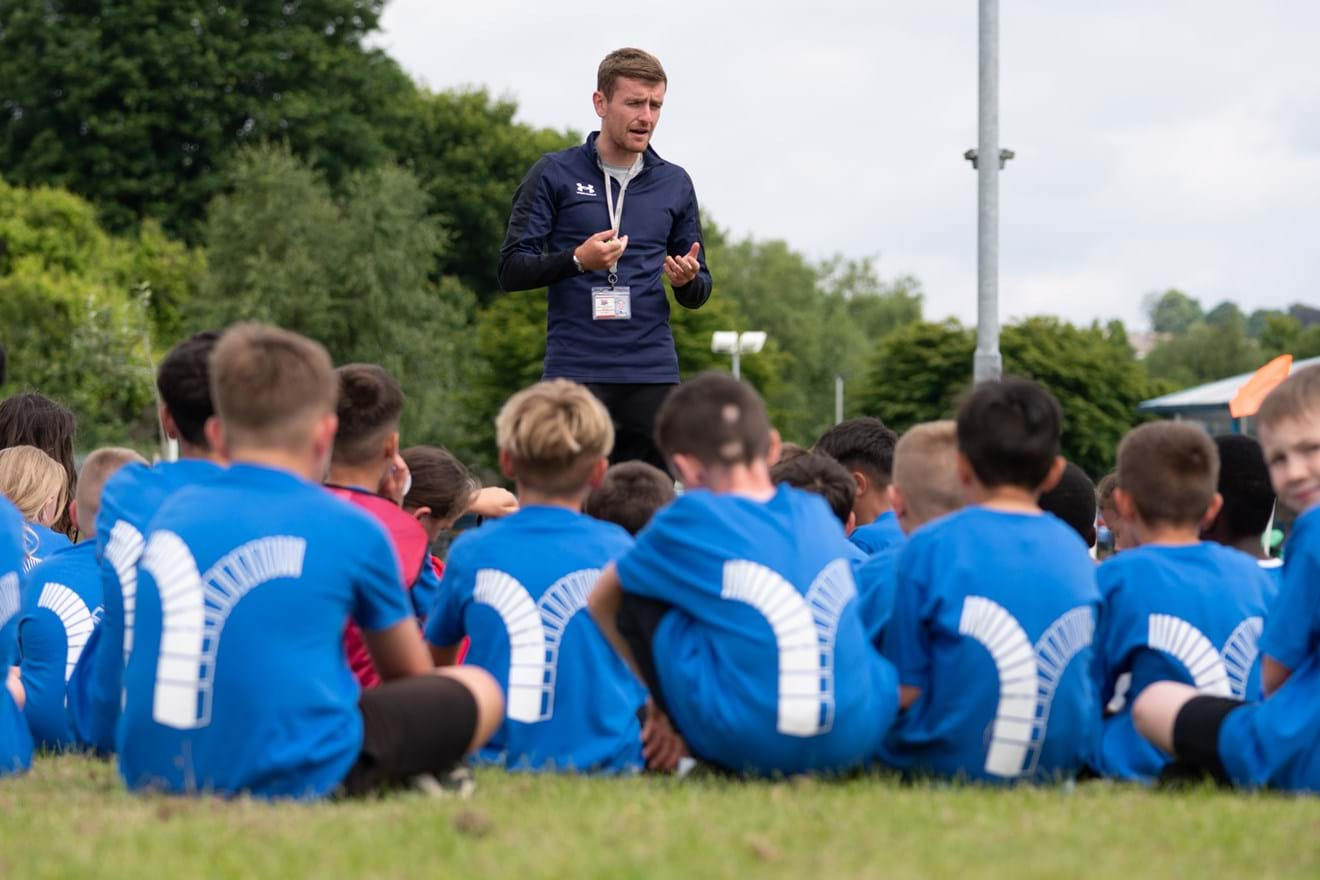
[1,755,1317,879]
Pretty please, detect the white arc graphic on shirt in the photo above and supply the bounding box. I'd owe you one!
[142,531,306,730]
[473,567,600,724]
[104,520,145,664]
[720,558,856,738]
[0,572,19,633]
[959,597,1095,778]
[1147,614,1263,700]
[36,582,96,683]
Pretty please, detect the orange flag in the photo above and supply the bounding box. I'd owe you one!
[1229,354,1293,418]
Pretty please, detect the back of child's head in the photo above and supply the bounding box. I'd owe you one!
[156,330,220,448]
[0,445,67,525]
[332,363,404,467]
[1257,364,1320,431]
[496,379,613,495]
[210,323,338,451]
[401,445,481,524]
[654,372,771,468]
[1039,461,1098,546]
[769,451,855,526]
[893,420,963,524]
[0,391,77,530]
[956,377,1063,490]
[584,461,676,535]
[76,447,147,530]
[1116,421,1218,527]
[777,442,808,464]
[1207,434,1274,541]
[813,417,898,490]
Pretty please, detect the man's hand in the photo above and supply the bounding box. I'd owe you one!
[378,453,410,506]
[574,229,629,272]
[664,242,701,287]
[641,700,688,772]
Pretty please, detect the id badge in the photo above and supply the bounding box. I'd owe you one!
[592,286,632,321]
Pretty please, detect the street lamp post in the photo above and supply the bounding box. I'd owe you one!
[711,331,767,381]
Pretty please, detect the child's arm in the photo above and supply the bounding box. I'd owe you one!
[468,488,519,519]
[363,619,433,681]
[1262,657,1290,697]
[430,643,462,667]
[588,563,646,683]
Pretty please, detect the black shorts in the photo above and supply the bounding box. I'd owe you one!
[1166,694,1244,786]
[585,383,676,471]
[616,592,676,718]
[339,674,478,797]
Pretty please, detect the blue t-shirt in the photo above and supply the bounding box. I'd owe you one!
[1259,505,1320,673]
[117,463,410,798]
[425,506,644,773]
[1094,542,1274,781]
[18,540,102,751]
[23,522,72,572]
[616,485,899,777]
[1219,649,1320,792]
[0,497,34,777]
[70,458,222,755]
[855,537,904,651]
[850,510,905,556]
[881,506,1101,783]
[1257,558,1284,609]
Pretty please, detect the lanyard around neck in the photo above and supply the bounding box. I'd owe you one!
[603,156,640,280]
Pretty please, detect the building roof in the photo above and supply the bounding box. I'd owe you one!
[1140,355,1320,414]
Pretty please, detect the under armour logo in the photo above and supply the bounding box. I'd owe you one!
[576,182,596,196]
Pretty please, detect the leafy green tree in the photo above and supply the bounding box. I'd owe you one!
[857,318,1156,477]
[194,146,477,451]
[1258,314,1320,362]
[1246,308,1286,339]
[1205,300,1245,331]
[0,1,415,240]
[394,89,579,301]
[1144,320,1262,388]
[1145,289,1203,335]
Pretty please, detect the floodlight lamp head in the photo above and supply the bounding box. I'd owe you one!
[711,331,739,353]
[738,331,767,354]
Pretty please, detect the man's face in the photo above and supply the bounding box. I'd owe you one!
[594,77,666,156]
[1259,411,1320,513]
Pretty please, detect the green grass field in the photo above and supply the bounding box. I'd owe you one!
[2,756,1317,878]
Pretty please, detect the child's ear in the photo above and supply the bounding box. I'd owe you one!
[384,431,400,462]
[851,469,871,498]
[844,510,857,537]
[1039,456,1067,494]
[671,453,703,489]
[499,449,517,481]
[68,500,81,535]
[410,505,432,523]
[204,416,227,460]
[955,452,977,492]
[766,429,783,467]
[1199,492,1225,534]
[1113,487,1138,522]
[160,405,180,441]
[588,456,609,489]
[889,484,907,521]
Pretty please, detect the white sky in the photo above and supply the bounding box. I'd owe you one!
[376,0,1320,328]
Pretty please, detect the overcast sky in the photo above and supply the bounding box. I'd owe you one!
[377,1,1320,329]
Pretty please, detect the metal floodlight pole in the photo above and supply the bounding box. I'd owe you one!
[835,374,844,424]
[974,0,1004,384]
[732,347,741,381]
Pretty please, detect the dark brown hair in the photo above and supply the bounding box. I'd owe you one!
[402,446,481,523]
[584,461,675,535]
[771,452,855,526]
[0,392,77,535]
[597,48,667,98]
[333,363,404,467]
[1117,421,1219,526]
[654,373,771,468]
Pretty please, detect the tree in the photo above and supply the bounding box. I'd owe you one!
[394,89,579,301]
[0,1,415,240]
[1145,289,1203,335]
[1204,300,1245,331]
[1144,320,1262,388]
[194,146,477,452]
[856,318,1156,477]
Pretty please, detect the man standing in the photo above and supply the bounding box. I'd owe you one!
[498,48,712,469]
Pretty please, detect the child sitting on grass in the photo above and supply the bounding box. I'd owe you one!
[770,451,858,535]
[855,421,963,652]
[590,373,898,777]
[1201,433,1282,598]
[425,380,650,773]
[881,378,1100,783]
[18,447,144,751]
[814,417,903,555]
[0,445,70,567]
[1040,462,1098,549]
[584,460,676,536]
[1094,422,1273,782]
[1135,366,1320,792]
[0,496,31,778]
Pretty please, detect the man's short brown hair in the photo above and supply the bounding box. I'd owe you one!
[210,323,337,451]
[770,452,855,526]
[584,461,675,536]
[76,447,147,528]
[1257,364,1320,430]
[333,364,404,467]
[597,48,667,98]
[1117,421,1219,527]
[893,421,963,524]
[655,373,772,468]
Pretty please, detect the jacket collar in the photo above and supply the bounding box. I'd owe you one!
[584,131,666,170]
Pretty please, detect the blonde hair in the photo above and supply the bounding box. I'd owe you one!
[210,322,338,451]
[496,380,614,495]
[0,445,68,524]
[76,447,147,531]
[893,421,963,524]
